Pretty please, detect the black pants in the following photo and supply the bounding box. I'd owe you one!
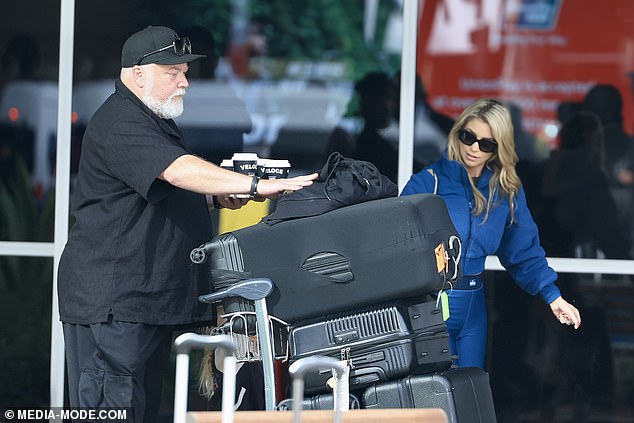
[63,319,173,423]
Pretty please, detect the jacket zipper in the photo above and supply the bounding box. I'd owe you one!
[464,174,475,272]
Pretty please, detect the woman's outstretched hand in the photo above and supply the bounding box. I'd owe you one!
[549,296,581,329]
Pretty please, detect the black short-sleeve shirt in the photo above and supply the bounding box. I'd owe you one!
[58,79,214,325]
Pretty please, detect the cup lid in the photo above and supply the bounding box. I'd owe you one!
[232,152,259,160]
[264,159,291,166]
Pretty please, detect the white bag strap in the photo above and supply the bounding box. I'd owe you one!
[426,168,438,195]
[425,169,461,283]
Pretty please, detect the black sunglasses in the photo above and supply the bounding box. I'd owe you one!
[458,129,498,153]
[136,36,192,66]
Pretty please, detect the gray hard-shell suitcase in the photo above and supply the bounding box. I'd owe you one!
[361,367,497,423]
[287,299,452,394]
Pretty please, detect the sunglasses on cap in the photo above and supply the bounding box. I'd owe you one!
[135,36,192,66]
[458,129,498,153]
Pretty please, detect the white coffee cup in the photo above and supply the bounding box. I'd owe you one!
[231,153,259,176]
[262,159,291,179]
[220,159,233,170]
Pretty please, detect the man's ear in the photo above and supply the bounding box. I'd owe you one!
[132,66,146,88]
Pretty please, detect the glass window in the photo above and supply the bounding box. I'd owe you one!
[0,256,53,406]
[417,1,634,420]
[417,0,634,261]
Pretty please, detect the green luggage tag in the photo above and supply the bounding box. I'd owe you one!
[440,291,450,321]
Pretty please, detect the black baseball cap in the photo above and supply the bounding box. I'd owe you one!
[121,26,206,68]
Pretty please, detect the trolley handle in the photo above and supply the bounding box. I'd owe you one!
[198,278,273,303]
[288,356,349,423]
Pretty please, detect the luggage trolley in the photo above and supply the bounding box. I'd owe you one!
[197,277,281,411]
[174,339,449,423]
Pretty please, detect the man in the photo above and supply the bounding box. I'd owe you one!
[58,25,316,422]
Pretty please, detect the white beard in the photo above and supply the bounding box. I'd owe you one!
[142,75,185,119]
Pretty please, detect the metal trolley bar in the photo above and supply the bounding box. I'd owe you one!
[173,333,237,423]
[199,278,278,411]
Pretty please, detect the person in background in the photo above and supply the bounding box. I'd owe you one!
[540,110,631,259]
[400,98,581,368]
[582,84,634,257]
[352,71,400,184]
[179,25,219,80]
[329,71,425,184]
[1,32,41,86]
[57,25,316,423]
[392,71,454,166]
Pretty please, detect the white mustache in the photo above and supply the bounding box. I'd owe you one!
[172,89,186,98]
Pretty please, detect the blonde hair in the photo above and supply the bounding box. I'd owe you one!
[447,99,521,222]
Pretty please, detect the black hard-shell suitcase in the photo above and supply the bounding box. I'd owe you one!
[361,367,497,423]
[288,300,452,394]
[191,193,461,324]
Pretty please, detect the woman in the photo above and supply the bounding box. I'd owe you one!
[401,99,581,368]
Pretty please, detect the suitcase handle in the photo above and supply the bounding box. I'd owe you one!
[173,334,237,423]
[289,356,348,423]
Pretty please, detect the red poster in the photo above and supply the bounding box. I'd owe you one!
[417,0,634,149]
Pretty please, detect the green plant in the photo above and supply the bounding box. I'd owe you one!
[146,0,399,82]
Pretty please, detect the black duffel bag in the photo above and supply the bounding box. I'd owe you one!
[263,151,398,225]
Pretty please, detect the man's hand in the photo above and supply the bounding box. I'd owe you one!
[256,173,318,199]
[214,195,249,210]
[207,172,318,208]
